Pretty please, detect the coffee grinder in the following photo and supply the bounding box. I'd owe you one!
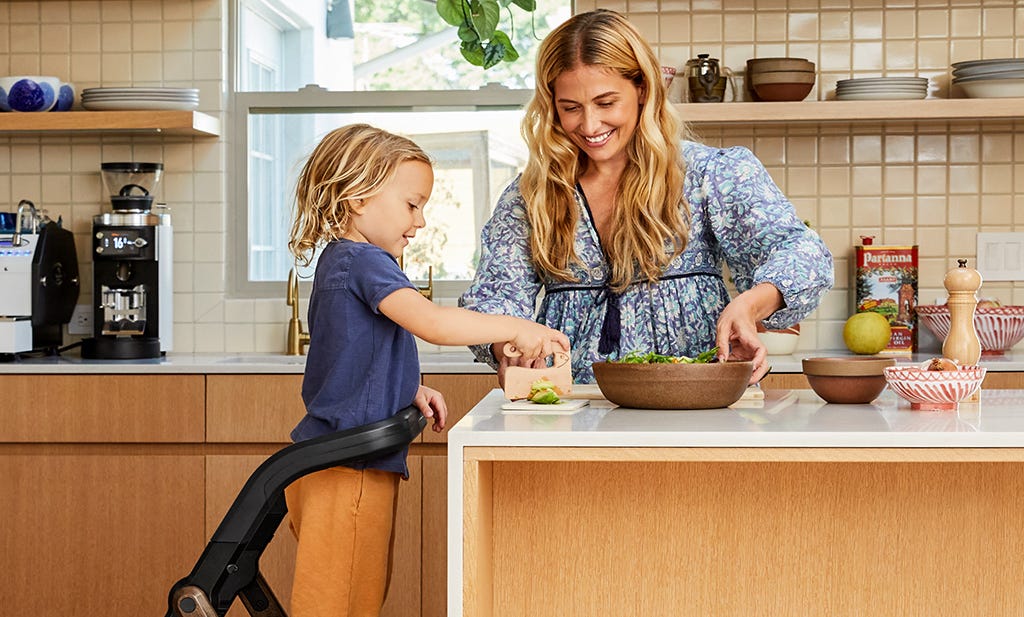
[81,162,173,359]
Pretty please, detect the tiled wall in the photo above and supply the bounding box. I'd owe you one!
[1,0,1022,354]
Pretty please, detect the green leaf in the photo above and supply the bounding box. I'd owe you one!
[490,29,519,62]
[436,0,470,27]
[482,40,507,69]
[511,0,536,10]
[460,40,486,66]
[457,23,479,43]
[470,0,501,38]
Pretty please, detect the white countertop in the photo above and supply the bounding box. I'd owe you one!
[449,388,1024,449]
[4,350,1024,375]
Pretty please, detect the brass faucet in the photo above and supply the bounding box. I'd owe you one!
[286,267,311,355]
[397,256,434,301]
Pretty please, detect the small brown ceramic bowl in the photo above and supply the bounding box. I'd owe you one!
[753,81,814,102]
[802,356,896,404]
[592,360,754,410]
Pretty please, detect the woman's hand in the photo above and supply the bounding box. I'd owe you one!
[716,283,783,384]
[492,342,549,388]
[412,385,447,432]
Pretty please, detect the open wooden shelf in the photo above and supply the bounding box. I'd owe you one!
[0,110,220,137]
[677,98,1024,127]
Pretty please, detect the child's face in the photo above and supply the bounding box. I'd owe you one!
[346,160,433,258]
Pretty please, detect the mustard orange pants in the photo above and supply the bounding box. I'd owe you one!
[284,466,400,617]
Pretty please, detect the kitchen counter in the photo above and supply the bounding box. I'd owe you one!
[5,349,1024,374]
[448,389,1024,616]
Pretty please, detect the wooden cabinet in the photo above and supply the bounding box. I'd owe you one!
[0,374,204,442]
[206,374,305,442]
[0,453,205,616]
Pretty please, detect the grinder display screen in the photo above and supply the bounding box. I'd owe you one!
[99,230,145,257]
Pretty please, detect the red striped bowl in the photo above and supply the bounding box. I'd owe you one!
[916,305,1024,355]
[883,365,986,411]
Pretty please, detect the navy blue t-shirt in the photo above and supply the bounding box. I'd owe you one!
[291,239,420,478]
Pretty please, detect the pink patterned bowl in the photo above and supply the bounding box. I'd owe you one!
[916,305,1024,355]
[883,365,986,411]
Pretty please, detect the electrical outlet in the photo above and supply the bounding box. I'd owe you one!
[69,304,93,335]
[976,232,1024,281]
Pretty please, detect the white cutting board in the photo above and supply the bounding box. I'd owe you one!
[500,399,589,414]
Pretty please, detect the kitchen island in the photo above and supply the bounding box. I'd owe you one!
[448,389,1024,617]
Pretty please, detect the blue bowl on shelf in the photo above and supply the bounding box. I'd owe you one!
[0,75,61,112]
[52,82,75,111]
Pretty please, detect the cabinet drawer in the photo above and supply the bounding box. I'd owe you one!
[207,374,305,442]
[0,374,204,442]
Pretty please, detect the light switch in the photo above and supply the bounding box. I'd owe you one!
[976,232,1024,281]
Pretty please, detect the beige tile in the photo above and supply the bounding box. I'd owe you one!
[916,39,948,70]
[981,194,1013,226]
[9,2,39,24]
[852,41,883,71]
[851,196,882,226]
[949,134,980,163]
[852,9,883,38]
[982,164,1014,194]
[40,2,70,23]
[818,168,851,197]
[818,197,851,226]
[787,12,817,40]
[916,226,947,257]
[193,323,225,352]
[690,13,722,43]
[853,135,882,163]
[629,13,660,42]
[947,225,978,257]
[884,166,915,195]
[916,166,948,196]
[786,135,816,164]
[754,12,786,41]
[916,9,949,38]
[948,194,980,225]
[132,21,162,52]
[982,38,1016,60]
[950,8,981,38]
[885,41,916,70]
[753,136,785,164]
[885,135,915,163]
[101,22,132,52]
[162,0,194,21]
[883,196,915,226]
[820,11,851,39]
[949,39,982,66]
[819,43,851,73]
[885,9,916,39]
[949,165,980,195]
[786,166,817,196]
[723,13,754,42]
[982,7,1015,38]
[881,227,914,245]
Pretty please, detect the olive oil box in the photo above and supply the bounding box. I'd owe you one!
[854,241,918,353]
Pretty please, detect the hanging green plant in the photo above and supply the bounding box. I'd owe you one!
[435,0,537,69]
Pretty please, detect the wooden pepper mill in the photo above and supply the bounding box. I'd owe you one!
[942,258,982,373]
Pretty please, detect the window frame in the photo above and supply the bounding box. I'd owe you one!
[228,86,533,299]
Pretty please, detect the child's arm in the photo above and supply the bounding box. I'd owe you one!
[412,384,447,432]
[378,288,569,359]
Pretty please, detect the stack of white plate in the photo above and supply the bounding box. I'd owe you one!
[952,58,1024,98]
[81,87,199,111]
[835,77,929,100]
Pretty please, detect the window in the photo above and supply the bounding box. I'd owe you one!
[230,0,571,297]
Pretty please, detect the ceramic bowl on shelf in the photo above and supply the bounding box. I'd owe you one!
[591,360,753,409]
[802,356,896,404]
[0,75,61,112]
[52,82,75,111]
[915,304,1024,355]
[883,364,986,411]
[752,81,814,102]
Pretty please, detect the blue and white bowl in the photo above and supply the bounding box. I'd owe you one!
[52,81,75,111]
[0,75,61,112]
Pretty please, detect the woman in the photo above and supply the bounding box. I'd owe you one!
[460,9,833,384]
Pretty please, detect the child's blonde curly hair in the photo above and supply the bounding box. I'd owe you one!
[288,123,431,266]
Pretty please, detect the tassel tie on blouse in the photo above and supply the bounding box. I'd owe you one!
[598,288,623,355]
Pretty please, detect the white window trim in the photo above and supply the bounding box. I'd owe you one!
[228,85,533,299]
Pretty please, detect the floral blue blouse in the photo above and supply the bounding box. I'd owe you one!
[459,141,834,383]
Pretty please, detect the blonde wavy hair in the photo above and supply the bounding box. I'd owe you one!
[520,9,691,293]
[288,124,431,266]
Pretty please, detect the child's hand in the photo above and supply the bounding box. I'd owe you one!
[413,385,447,432]
[509,322,570,360]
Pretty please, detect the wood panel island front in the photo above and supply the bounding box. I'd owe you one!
[449,389,1024,617]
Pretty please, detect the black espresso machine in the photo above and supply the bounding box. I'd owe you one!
[81,162,173,360]
[0,199,80,356]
